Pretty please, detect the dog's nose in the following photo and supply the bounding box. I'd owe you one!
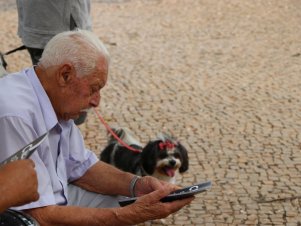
[169,159,176,166]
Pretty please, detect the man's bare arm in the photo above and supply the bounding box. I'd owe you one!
[72,161,135,197]
[25,205,122,226]
[25,185,194,226]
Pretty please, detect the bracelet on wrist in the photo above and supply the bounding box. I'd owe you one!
[129,175,141,197]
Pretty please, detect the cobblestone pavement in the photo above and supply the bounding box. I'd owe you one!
[1,0,301,225]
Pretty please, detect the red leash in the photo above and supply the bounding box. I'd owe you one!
[93,108,142,153]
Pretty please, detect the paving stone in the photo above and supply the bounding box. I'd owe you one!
[1,0,301,225]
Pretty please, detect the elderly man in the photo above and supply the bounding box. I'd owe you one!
[0,30,193,225]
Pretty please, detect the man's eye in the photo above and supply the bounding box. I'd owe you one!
[174,153,181,159]
[90,87,97,95]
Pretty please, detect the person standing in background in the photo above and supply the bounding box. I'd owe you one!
[16,0,92,125]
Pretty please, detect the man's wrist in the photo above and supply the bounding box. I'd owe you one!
[129,175,141,197]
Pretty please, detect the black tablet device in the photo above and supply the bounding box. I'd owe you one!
[118,180,212,207]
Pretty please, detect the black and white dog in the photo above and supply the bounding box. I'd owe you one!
[100,128,189,184]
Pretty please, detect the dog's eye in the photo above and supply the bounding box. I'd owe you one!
[159,152,168,159]
[174,153,181,159]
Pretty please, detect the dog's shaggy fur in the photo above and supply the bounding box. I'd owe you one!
[100,128,189,184]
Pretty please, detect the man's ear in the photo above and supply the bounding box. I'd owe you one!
[57,64,76,86]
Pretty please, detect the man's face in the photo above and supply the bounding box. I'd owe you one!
[55,57,108,121]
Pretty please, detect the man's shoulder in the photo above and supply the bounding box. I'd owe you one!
[0,69,33,94]
[0,69,28,85]
[0,70,38,117]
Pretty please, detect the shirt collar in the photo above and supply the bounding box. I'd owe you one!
[25,67,58,131]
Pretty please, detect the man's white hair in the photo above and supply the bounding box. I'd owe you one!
[39,29,110,77]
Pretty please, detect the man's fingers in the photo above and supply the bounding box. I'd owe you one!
[26,159,36,167]
[166,196,195,212]
[150,184,178,200]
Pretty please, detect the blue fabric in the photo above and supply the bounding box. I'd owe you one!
[0,68,98,210]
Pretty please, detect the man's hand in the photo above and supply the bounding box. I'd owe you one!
[127,176,194,223]
[134,176,179,197]
[137,184,194,219]
[117,184,195,224]
[0,159,39,211]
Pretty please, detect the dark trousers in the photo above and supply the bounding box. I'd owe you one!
[26,47,43,65]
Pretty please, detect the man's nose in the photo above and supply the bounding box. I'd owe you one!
[90,92,101,107]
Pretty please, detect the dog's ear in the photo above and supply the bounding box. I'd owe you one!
[177,142,189,173]
[141,141,159,175]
